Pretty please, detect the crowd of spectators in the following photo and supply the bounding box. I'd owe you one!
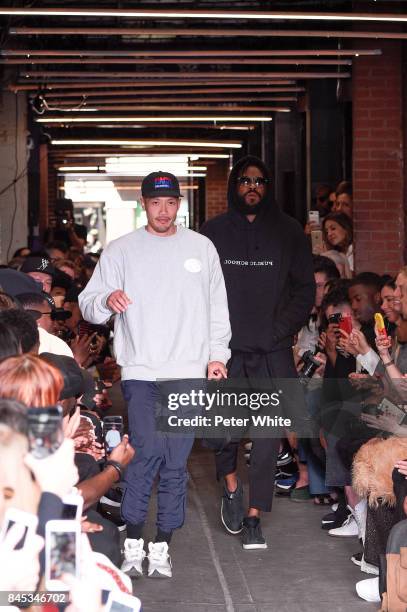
[1,180,407,608]
[0,240,140,610]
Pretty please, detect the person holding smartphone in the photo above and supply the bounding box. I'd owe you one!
[79,171,231,578]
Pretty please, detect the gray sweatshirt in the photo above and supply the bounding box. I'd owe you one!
[78,225,231,381]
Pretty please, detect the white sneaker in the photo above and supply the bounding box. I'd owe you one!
[355,577,381,603]
[360,556,379,576]
[121,538,146,577]
[147,542,172,578]
[328,514,359,537]
[352,500,367,542]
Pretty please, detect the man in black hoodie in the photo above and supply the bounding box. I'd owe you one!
[201,155,315,549]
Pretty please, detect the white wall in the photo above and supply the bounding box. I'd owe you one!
[0,91,28,263]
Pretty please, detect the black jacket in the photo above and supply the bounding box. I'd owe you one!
[201,155,315,353]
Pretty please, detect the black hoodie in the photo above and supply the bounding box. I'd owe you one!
[201,155,315,354]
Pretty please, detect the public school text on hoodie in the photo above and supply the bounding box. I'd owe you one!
[78,225,231,381]
[200,156,315,353]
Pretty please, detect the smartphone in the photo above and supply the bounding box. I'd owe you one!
[78,320,109,338]
[377,398,406,425]
[308,210,320,225]
[328,312,342,325]
[45,520,80,591]
[103,416,124,454]
[105,592,142,612]
[339,314,353,335]
[0,509,38,550]
[62,492,84,521]
[310,229,324,254]
[27,406,64,459]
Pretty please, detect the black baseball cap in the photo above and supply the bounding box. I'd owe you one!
[21,256,56,278]
[141,171,183,198]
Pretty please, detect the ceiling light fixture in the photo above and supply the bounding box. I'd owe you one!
[22,70,351,79]
[51,139,242,149]
[38,116,274,123]
[1,8,407,23]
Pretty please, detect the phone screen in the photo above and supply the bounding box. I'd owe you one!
[50,531,77,580]
[27,406,63,459]
[109,604,135,612]
[62,504,79,520]
[103,417,123,454]
[4,520,28,550]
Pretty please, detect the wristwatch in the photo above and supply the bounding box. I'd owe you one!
[105,459,124,481]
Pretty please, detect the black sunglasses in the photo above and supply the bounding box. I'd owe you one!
[237,176,269,188]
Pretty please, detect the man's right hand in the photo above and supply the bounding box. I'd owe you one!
[106,290,132,314]
[109,434,135,467]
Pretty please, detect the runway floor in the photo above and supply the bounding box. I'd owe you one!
[129,444,377,612]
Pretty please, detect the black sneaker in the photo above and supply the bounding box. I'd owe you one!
[321,504,350,530]
[277,450,294,467]
[242,517,267,550]
[220,479,244,535]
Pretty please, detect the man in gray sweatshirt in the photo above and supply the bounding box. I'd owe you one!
[79,171,231,578]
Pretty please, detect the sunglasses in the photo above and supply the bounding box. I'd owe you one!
[237,176,269,188]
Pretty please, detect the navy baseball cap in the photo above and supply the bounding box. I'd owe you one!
[141,171,183,198]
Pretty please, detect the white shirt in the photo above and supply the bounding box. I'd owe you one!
[38,326,74,358]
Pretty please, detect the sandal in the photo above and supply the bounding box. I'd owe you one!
[313,494,335,506]
[290,485,311,502]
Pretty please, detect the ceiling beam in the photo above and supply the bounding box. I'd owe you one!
[47,96,298,105]
[1,58,352,65]
[1,48,382,57]
[38,105,291,112]
[33,87,306,98]
[8,79,296,95]
[9,27,407,40]
[20,70,351,79]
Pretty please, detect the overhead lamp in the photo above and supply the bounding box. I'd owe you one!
[58,165,106,171]
[37,115,274,123]
[51,139,242,149]
[59,171,207,178]
[2,8,407,23]
[189,154,229,159]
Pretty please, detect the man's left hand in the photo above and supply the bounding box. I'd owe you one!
[207,361,227,380]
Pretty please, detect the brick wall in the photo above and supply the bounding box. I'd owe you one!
[352,40,405,274]
[205,160,229,220]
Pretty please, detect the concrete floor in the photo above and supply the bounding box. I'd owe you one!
[128,444,378,612]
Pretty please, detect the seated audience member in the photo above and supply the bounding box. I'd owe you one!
[17,292,74,358]
[0,309,39,354]
[20,257,56,294]
[0,322,21,361]
[348,272,382,346]
[0,292,18,311]
[0,268,42,297]
[323,250,352,279]
[332,181,353,218]
[12,247,31,259]
[55,258,77,282]
[44,240,69,264]
[322,212,354,273]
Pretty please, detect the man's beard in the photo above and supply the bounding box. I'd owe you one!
[234,192,268,216]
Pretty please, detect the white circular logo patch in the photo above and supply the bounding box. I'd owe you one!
[184,258,202,273]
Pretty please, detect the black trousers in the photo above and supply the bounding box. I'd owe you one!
[215,349,303,513]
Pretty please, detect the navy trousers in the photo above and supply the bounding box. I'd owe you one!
[121,380,195,533]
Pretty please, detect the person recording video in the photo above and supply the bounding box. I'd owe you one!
[44,199,87,252]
